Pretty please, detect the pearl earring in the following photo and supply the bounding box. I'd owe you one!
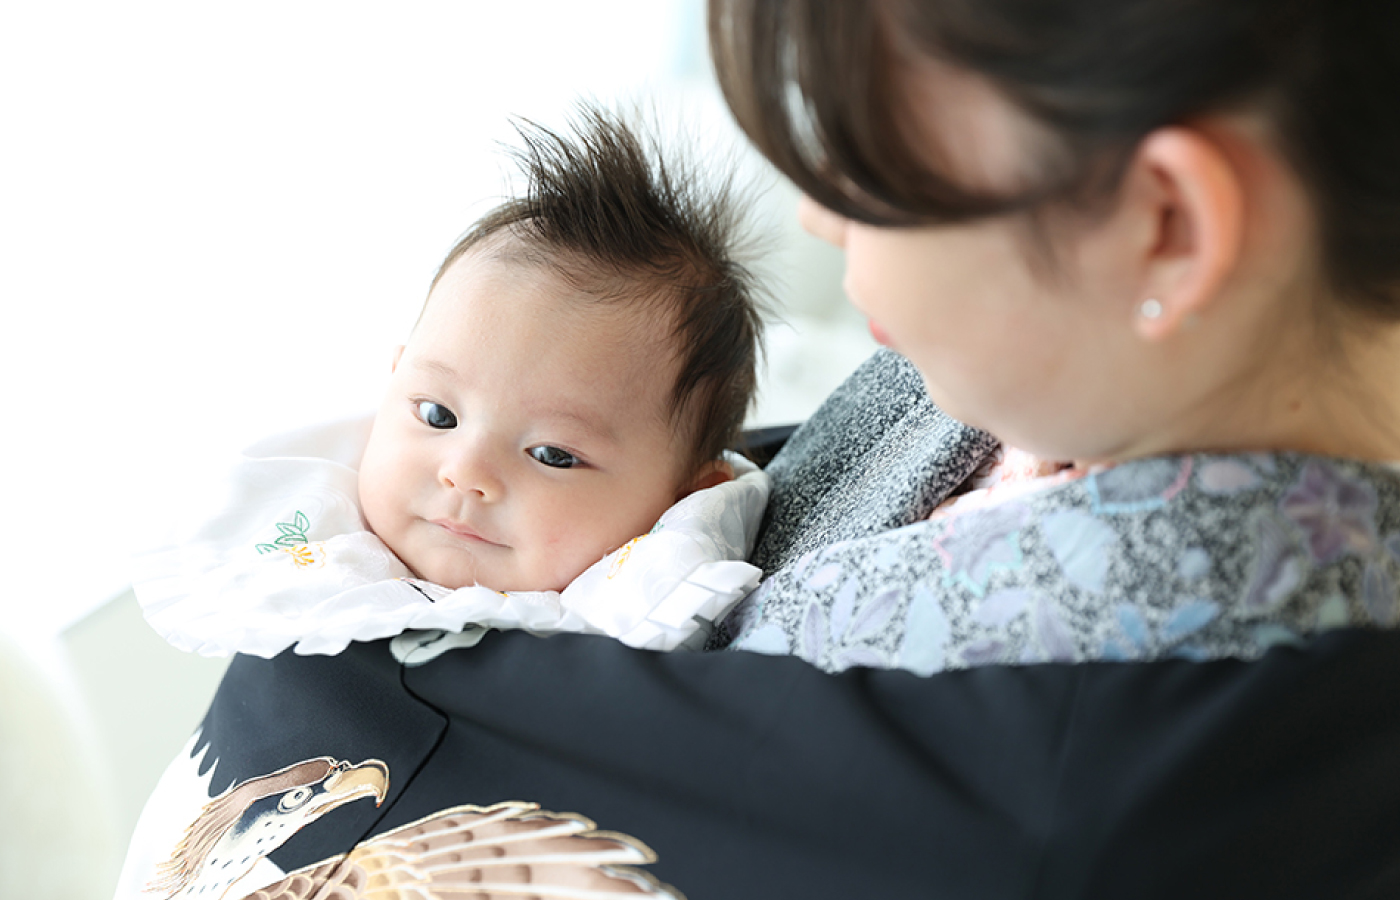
[1139,298,1163,320]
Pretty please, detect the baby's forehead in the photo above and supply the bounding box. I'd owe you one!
[433,243,681,348]
[440,235,660,304]
[415,255,687,396]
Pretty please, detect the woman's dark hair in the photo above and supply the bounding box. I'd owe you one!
[432,105,766,470]
[709,0,1400,317]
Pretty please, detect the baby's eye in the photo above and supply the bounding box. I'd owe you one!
[415,401,457,429]
[528,445,580,469]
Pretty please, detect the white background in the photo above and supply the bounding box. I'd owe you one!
[0,1,873,642]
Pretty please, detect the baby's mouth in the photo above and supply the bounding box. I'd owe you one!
[431,519,507,548]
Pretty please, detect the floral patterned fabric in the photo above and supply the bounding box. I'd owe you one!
[725,451,1400,675]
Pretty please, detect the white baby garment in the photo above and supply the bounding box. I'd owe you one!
[131,416,769,657]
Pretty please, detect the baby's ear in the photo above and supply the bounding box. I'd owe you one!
[679,459,733,499]
[390,345,405,372]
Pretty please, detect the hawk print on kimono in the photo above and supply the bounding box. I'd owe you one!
[145,755,684,900]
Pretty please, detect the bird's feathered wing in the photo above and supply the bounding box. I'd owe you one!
[241,801,686,899]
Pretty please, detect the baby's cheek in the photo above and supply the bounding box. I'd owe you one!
[358,483,414,573]
[537,531,606,590]
[357,483,390,543]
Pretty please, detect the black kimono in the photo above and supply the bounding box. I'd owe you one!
[117,351,1400,900]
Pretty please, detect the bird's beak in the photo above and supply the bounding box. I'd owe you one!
[319,758,391,811]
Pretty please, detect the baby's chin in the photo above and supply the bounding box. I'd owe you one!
[405,554,575,594]
[386,529,607,592]
[387,545,478,592]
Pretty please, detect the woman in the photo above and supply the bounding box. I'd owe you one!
[117,2,1400,897]
[710,0,1400,671]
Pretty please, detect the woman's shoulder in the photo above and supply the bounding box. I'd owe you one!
[726,449,1400,676]
[749,348,1000,576]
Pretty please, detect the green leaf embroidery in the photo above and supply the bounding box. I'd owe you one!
[258,511,311,552]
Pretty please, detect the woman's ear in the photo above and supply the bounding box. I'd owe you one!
[679,458,734,499]
[1127,126,1244,341]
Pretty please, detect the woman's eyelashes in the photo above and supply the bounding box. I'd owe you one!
[528,445,581,469]
[415,400,458,430]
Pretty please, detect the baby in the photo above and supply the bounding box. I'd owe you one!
[359,114,757,595]
[133,107,769,658]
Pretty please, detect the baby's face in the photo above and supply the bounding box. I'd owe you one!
[358,246,714,592]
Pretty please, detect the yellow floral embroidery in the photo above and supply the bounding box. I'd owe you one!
[607,535,645,579]
[281,543,326,569]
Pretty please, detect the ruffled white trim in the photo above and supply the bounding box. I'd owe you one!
[131,416,768,657]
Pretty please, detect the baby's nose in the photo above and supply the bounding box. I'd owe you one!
[439,447,503,500]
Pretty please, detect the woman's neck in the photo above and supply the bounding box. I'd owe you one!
[1097,316,1400,466]
[1264,323,1400,461]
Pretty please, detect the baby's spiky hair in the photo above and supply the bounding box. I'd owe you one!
[430,104,765,470]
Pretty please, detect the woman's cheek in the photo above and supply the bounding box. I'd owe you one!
[843,230,923,319]
[798,195,849,248]
[841,259,898,342]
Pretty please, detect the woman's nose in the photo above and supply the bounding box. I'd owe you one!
[798,194,848,249]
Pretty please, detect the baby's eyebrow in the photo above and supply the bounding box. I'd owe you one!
[409,358,461,381]
[407,356,620,446]
[532,404,620,446]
